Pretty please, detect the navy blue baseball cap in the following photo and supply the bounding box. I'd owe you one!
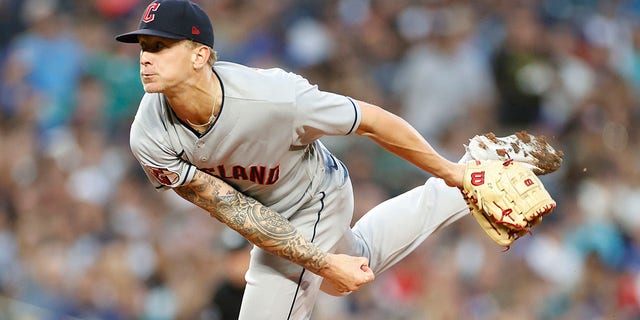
[116,0,214,48]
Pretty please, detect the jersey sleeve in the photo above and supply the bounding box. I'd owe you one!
[129,96,196,190]
[290,73,362,145]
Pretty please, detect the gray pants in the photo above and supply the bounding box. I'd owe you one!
[238,158,468,319]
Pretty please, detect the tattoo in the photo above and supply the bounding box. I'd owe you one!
[174,170,328,274]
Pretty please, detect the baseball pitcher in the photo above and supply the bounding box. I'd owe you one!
[116,1,563,319]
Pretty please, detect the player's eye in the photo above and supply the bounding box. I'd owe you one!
[140,41,166,53]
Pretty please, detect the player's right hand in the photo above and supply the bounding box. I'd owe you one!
[318,253,375,296]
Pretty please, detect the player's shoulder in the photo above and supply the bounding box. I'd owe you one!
[135,93,165,120]
[213,61,301,101]
[214,61,293,79]
[129,92,174,156]
[131,93,168,135]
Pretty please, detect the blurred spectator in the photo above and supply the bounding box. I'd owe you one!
[81,24,144,142]
[4,0,85,141]
[490,3,553,132]
[620,24,640,98]
[394,3,496,146]
[202,228,251,320]
[541,23,595,132]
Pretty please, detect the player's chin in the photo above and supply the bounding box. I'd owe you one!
[142,83,163,93]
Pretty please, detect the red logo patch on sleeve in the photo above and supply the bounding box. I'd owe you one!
[143,165,180,186]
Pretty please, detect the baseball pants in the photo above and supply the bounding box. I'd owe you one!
[238,155,468,319]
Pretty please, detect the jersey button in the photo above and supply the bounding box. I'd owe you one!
[196,141,204,148]
[200,156,208,162]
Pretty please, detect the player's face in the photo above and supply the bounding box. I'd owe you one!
[138,36,195,93]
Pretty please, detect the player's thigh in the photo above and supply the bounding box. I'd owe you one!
[247,177,356,277]
[239,179,356,319]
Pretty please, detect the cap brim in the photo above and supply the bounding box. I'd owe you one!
[115,29,186,43]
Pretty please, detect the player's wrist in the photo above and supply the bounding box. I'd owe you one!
[440,162,464,188]
[313,253,335,278]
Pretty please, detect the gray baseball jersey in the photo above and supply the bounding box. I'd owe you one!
[129,61,469,320]
[130,61,360,217]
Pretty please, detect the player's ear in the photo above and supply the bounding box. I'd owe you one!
[191,43,210,69]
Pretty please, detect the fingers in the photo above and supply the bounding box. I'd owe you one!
[358,257,370,270]
[359,267,374,284]
[358,258,375,283]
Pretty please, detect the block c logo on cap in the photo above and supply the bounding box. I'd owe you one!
[142,3,160,23]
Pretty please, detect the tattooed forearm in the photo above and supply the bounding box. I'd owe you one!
[174,170,329,274]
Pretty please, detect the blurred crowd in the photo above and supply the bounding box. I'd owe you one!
[0,0,639,319]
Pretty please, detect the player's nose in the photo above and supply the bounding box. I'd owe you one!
[139,50,152,65]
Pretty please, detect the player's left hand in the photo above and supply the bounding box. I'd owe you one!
[461,159,556,247]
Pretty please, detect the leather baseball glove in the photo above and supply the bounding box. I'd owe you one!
[461,159,556,247]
